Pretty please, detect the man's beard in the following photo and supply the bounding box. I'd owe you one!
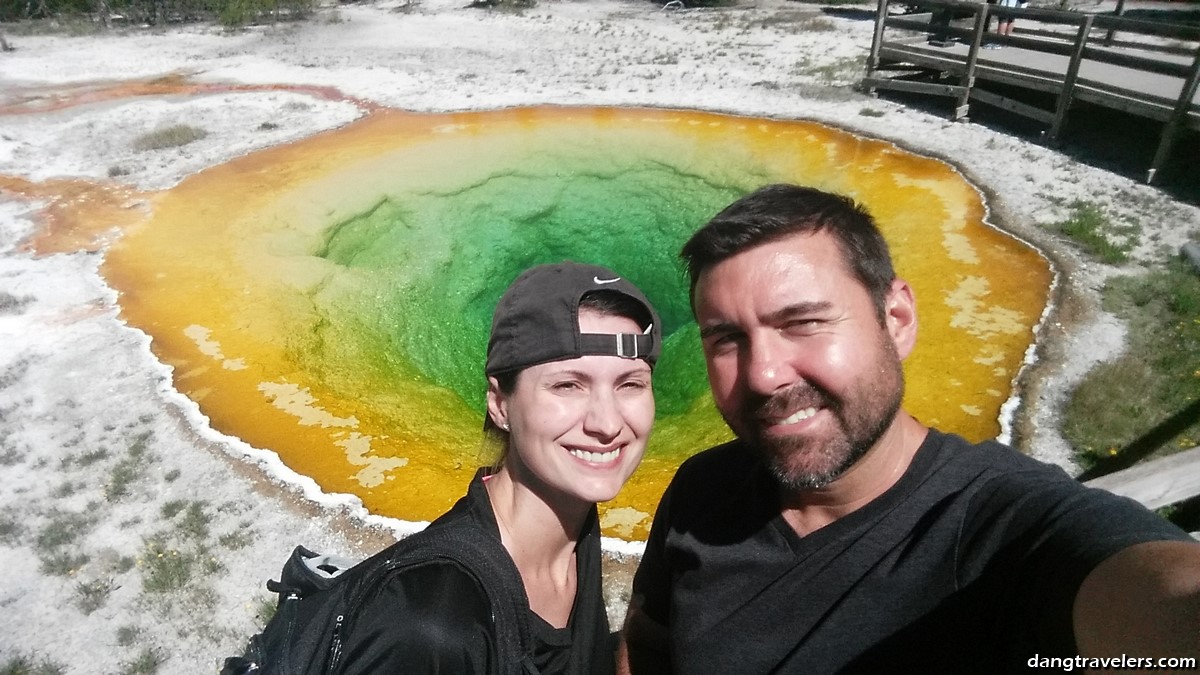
[732,342,905,493]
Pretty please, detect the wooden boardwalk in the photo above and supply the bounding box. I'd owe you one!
[1085,445,1200,538]
[863,0,1200,182]
[1085,445,1200,512]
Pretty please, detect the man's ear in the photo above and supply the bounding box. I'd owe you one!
[485,376,509,430]
[884,278,918,360]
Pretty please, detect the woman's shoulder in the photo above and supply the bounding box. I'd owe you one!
[339,560,497,673]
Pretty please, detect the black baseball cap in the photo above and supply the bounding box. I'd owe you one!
[485,262,662,376]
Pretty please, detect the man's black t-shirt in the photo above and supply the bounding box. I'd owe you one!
[633,429,1191,673]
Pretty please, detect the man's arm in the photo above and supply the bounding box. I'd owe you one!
[1074,540,1200,657]
[617,593,672,675]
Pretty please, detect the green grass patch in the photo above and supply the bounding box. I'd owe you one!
[177,501,212,540]
[0,655,67,675]
[140,539,195,593]
[1064,260,1200,468]
[35,510,93,551]
[106,433,154,501]
[132,125,207,152]
[1053,200,1139,264]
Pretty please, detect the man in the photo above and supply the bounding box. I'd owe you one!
[620,184,1199,673]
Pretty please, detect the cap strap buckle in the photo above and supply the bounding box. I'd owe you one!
[615,333,639,359]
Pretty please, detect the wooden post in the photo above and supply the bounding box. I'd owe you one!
[1105,0,1126,46]
[866,0,891,89]
[1147,42,1200,184]
[1048,14,1093,144]
[957,4,990,120]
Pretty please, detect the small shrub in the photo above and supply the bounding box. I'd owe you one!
[0,291,33,315]
[106,459,141,500]
[74,577,116,615]
[218,530,253,550]
[858,108,886,117]
[0,511,23,544]
[116,625,140,647]
[163,469,181,482]
[36,511,93,551]
[76,448,110,467]
[120,648,163,675]
[160,500,188,519]
[50,481,79,498]
[131,125,207,152]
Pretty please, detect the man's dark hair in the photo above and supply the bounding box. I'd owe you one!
[681,184,896,320]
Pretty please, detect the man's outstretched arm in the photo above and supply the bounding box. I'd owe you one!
[617,594,672,675]
[1074,539,1200,658]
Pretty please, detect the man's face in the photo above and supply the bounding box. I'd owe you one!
[693,231,913,492]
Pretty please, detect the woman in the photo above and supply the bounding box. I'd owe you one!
[337,261,661,674]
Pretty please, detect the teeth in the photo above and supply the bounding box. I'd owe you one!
[778,407,817,425]
[569,448,621,464]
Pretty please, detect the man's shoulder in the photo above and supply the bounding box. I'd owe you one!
[673,438,762,487]
[922,428,1074,484]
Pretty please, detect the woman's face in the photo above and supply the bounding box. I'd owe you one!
[488,310,655,506]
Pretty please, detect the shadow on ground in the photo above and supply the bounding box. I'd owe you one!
[872,82,1200,205]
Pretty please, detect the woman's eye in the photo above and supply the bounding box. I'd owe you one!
[551,380,582,392]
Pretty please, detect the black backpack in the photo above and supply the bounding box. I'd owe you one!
[221,526,540,675]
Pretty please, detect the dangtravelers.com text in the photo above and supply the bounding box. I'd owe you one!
[1028,654,1198,671]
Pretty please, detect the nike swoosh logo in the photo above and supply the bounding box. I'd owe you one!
[593,276,621,284]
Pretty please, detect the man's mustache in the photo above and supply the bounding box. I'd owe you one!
[746,381,836,424]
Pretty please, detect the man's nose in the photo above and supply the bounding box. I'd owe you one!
[744,335,797,396]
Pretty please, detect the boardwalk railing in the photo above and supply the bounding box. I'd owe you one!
[1085,445,1200,538]
[863,0,1200,183]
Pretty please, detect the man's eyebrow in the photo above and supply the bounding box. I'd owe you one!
[699,321,739,340]
[763,301,834,324]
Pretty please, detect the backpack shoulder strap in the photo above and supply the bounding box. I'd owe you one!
[333,526,535,672]
[356,526,539,675]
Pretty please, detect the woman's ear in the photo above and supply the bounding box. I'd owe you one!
[486,376,509,431]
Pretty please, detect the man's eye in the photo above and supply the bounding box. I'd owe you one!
[783,319,820,333]
[707,334,740,353]
[551,381,582,392]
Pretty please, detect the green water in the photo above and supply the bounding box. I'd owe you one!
[315,165,744,418]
